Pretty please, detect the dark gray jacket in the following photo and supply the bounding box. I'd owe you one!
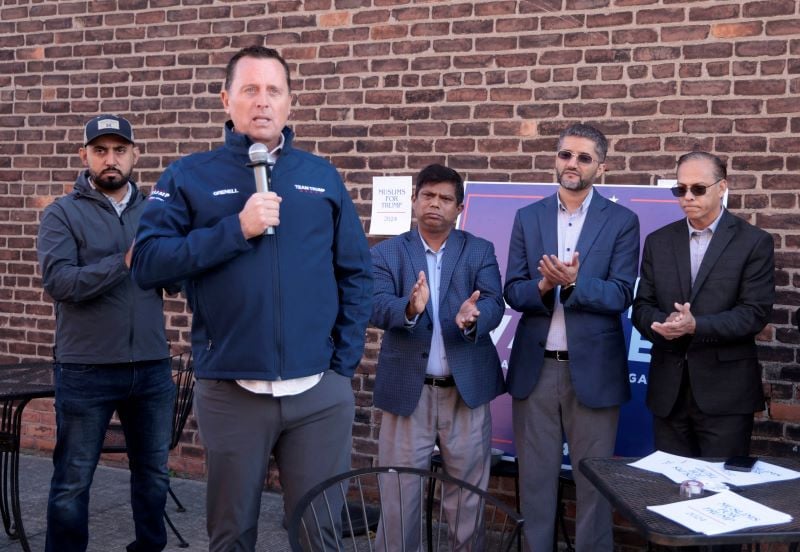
[37,171,170,364]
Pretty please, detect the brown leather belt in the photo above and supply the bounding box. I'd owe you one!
[544,350,569,361]
[424,375,456,387]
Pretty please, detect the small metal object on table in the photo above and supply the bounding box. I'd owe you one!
[0,362,55,552]
[580,456,800,549]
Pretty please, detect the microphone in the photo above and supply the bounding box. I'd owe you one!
[248,143,277,236]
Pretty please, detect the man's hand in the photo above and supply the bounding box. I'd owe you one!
[651,302,696,340]
[405,271,430,319]
[124,241,134,269]
[538,252,580,287]
[239,192,282,239]
[456,290,481,330]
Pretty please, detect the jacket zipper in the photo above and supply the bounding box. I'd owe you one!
[271,223,282,376]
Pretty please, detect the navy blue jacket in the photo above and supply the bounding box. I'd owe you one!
[371,229,505,416]
[504,191,640,408]
[132,125,372,381]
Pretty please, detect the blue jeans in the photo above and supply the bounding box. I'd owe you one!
[46,359,176,552]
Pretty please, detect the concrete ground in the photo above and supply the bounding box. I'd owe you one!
[2,454,290,551]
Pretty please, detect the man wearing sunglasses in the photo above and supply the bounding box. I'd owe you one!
[505,124,640,552]
[633,152,774,463]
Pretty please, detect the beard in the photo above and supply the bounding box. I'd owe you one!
[90,168,130,192]
[557,168,592,192]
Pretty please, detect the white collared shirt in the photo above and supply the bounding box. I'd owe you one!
[688,208,724,286]
[545,188,594,351]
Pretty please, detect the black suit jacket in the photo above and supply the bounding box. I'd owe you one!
[632,209,774,417]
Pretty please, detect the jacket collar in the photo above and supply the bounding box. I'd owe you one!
[224,122,295,156]
[73,170,140,206]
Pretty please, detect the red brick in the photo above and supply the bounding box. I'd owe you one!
[711,21,763,39]
[732,61,758,76]
[766,97,800,114]
[612,29,658,44]
[615,136,660,152]
[683,42,732,59]
[736,40,788,58]
[742,0,796,18]
[519,0,562,13]
[588,12,632,28]
[630,155,675,170]
[542,14,584,31]
[766,19,800,36]
[664,136,713,152]
[565,31,609,47]
[692,4,741,21]
[732,156,785,171]
[563,103,607,117]
[661,24,709,42]
[652,63,675,79]
[770,138,800,153]
[715,136,768,152]
[681,80,730,96]
[581,84,627,99]
[734,79,786,96]
[735,118,788,134]
[636,8,684,25]
[630,81,676,98]
[711,99,763,115]
[539,50,582,65]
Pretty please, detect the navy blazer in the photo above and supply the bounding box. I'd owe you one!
[632,210,774,417]
[371,229,506,417]
[504,191,640,408]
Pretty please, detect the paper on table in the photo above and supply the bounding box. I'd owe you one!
[369,176,413,236]
[648,490,792,536]
[630,451,800,492]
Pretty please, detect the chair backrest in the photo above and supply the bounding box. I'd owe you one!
[287,466,523,552]
[101,351,194,455]
[168,351,194,452]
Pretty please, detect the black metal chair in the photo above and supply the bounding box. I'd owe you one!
[287,465,523,552]
[101,351,195,548]
[430,453,574,552]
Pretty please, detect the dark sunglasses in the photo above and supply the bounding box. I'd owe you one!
[670,179,723,197]
[557,150,597,165]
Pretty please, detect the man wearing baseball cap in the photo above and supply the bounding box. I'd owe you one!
[37,114,176,552]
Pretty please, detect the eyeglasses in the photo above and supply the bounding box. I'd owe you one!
[670,179,723,197]
[557,150,598,165]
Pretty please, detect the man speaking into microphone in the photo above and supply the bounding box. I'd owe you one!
[132,46,373,551]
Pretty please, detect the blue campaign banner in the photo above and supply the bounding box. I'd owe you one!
[458,182,685,460]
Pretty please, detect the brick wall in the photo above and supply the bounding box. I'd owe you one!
[1,0,799,546]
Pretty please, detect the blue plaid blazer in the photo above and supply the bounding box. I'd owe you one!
[370,229,506,417]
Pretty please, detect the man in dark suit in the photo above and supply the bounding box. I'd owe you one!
[633,151,774,458]
[371,164,505,550]
[504,124,640,552]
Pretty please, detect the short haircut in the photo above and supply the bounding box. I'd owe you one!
[557,123,609,161]
[676,151,727,181]
[224,45,291,92]
[415,164,464,205]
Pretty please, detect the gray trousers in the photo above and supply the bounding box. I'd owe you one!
[375,385,492,552]
[512,358,619,552]
[194,371,355,552]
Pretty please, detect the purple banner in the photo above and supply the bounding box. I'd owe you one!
[459,182,685,459]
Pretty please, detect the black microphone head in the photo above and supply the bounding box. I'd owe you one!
[248,143,270,164]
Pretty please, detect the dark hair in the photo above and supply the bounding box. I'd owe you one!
[224,46,291,92]
[676,151,727,181]
[557,123,609,161]
[415,164,464,205]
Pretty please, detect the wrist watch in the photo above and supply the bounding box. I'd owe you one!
[560,281,576,303]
